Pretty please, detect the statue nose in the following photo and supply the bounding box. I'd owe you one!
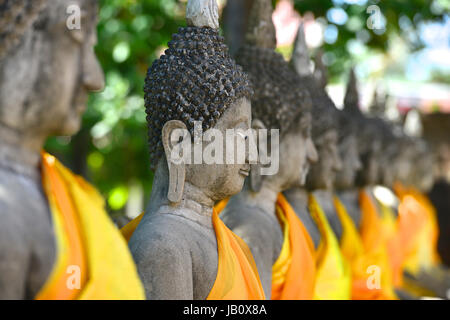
[334,154,344,172]
[307,139,319,163]
[83,51,105,92]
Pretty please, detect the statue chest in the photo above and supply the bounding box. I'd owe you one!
[189,228,219,299]
[0,169,56,299]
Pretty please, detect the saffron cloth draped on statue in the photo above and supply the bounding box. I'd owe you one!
[36,152,145,300]
[207,208,266,300]
[357,189,397,299]
[271,194,316,300]
[335,194,396,300]
[393,183,441,276]
[121,199,265,300]
[309,194,351,300]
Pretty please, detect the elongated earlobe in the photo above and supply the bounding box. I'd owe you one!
[250,164,262,192]
[162,120,188,204]
[250,119,265,192]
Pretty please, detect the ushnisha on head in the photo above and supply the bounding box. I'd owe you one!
[234,0,317,191]
[342,69,383,187]
[235,0,311,137]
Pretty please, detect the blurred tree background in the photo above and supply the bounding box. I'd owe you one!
[45,0,449,218]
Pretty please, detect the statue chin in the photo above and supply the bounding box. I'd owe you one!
[59,114,82,137]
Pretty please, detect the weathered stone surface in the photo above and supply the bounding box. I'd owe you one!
[130,98,253,299]
[186,0,219,29]
[132,0,255,298]
[0,0,104,299]
[221,0,317,298]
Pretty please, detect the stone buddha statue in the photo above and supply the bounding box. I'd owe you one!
[334,110,363,224]
[284,24,344,246]
[220,0,318,299]
[406,140,434,192]
[282,25,353,300]
[126,0,265,300]
[0,0,144,300]
[335,69,385,228]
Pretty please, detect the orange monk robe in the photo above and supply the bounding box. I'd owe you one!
[122,199,265,300]
[207,208,266,300]
[214,196,316,299]
[334,194,397,300]
[36,153,145,300]
[393,183,441,275]
[309,194,351,300]
[271,194,316,300]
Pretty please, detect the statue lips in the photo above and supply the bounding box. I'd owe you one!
[239,165,251,177]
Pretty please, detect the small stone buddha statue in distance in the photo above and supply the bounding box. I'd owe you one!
[220,0,318,300]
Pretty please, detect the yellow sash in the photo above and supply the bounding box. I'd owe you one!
[36,153,145,300]
[215,198,230,214]
[394,183,440,275]
[357,190,397,299]
[335,194,396,300]
[121,199,265,300]
[309,194,351,300]
[207,208,266,300]
[271,194,316,300]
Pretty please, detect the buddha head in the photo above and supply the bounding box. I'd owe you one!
[144,0,254,203]
[289,24,342,191]
[300,53,343,191]
[0,0,104,148]
[334,112,362,190]
[343,69,382,187]
[408,139,434,192]
[375,120,415,188]
[387,135,421,187]
[371,121,400,188]
[234,0,317,192]
[305,104,342,190]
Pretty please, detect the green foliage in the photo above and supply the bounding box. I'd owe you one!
[45,0,447,215]
[46,0,186,214]
[292,0,447,80]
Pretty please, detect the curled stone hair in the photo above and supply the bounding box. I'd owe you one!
[144,26,253,167]
[0,0,48,60]
[336,110,358,143]
[342,68,383,154]
[235,45,312,136]
[290,23,337,140]
[234,0,311,136]
[304,78,338,140]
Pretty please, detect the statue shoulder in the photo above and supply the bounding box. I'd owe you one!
[0,173,32,298]
[128,213,196,299]
[129,213,193,263]
[222,203,283,258]
[225,202,281,231]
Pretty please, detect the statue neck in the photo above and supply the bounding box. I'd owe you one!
[313,189,333,199]
[237,179,280,219]
[147,160,215,228]
[284,187,309,204]
[0,125,43,181]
